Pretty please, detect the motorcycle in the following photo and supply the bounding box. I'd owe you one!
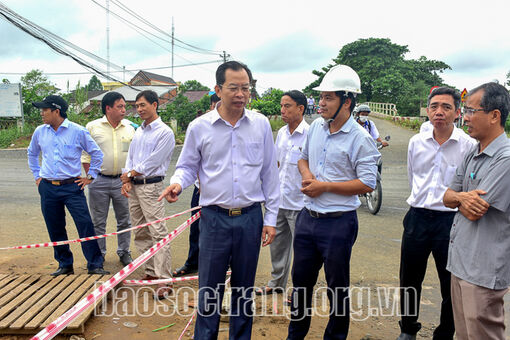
[361,135,390,215]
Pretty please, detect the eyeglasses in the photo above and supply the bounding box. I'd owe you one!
[219,84,251,94]
[461,107,487,117]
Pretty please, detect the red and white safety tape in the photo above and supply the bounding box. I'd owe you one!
[177,276,232,340]
[0,206,200,250]
[122,271,231,286]
[31,211,201,340]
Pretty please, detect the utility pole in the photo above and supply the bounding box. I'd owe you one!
[171,17,174,79]
[106,0,110,79]
[220,51,230,63]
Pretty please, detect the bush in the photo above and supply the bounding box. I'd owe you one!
[0,123,37,148]
[269,117,286,131]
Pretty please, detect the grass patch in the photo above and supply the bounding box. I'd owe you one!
[0,124,37,148]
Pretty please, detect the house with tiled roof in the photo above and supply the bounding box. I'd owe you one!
[129,71,177,86]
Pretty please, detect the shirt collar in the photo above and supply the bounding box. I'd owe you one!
[322,115,355,135]
[287,119,307,135]
[45,118,70,129]
[424,126,461,142]
[141,116,161,129]
[100,115,129,128]
[479,132,508,157]
[210,104,252,125]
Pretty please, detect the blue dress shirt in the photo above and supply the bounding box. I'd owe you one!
[28,119,103,180]
[302,116,380,212]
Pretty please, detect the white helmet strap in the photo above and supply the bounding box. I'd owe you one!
[327,92,349,125]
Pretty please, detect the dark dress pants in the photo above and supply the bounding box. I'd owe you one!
[38,180,103,270]
[399,207,455,339]
[184,185,200,269]
[194,203,263,340]
[288,208,358,340]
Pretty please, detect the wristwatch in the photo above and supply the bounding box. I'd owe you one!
[127,171,133,178]
[86,174,94,180]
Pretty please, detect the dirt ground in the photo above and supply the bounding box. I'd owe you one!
[0,117,508,339]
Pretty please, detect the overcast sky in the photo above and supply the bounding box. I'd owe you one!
[1,0,509,96]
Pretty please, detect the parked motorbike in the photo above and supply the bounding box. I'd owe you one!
[361,135,390,215]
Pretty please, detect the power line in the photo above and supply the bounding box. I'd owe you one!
[90,0,221,56]
[0,1,135,88]
[109,0,222,55]
[0,60,223,76]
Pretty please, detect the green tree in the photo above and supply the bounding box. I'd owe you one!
[179,80,209,92]
[87,75,103,91]
[20,69,58,123]
[162,93,210,131]
[304,38,451,116]
[250,88,284,116]
[2,78,9,84]
[506,70,510,87]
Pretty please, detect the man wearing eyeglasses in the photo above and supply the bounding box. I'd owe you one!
[159,61,279,339]
[443,82,510,339]
[397,87,475,340]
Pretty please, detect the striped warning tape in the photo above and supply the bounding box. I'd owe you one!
[0,206,200,250]
[31,211,200,340]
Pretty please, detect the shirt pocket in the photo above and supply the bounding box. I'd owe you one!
[324,147,350,178]
[244,142,263,165]
[443,165,457,186]
[467,178,480,191]
[289,148,301,164]
[121,136,132,152]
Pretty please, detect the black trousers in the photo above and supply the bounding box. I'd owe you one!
[288,209,358,340]
[184,185,200,269]
[399,207,455,339]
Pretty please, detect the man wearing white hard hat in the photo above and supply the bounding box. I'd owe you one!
[287,65,380,340]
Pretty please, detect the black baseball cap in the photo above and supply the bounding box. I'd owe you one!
[32,95,68,114]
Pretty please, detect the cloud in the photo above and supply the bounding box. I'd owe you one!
[240,32,336,73]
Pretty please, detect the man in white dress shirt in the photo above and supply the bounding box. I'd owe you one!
[255,90,309,296]
[397,87,476,340]
[120,90,175,299]
[159,61,280,340]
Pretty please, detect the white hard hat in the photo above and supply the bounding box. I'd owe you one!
[313,64,362,95]
[357,104,371,113]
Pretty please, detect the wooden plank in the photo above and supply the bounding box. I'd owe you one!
[0,276,15,290]
[0,275,30,298]
[0,276,51,320]
[0,274,7,282]
[0,276,65,329]
[0,275,40,308]
[10,275,79,329]
[43,274,104,327]
[67,275,111,329]
[24,275,89,329]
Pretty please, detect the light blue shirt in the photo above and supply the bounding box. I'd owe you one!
[27,119,103,180]
[170,107,280,226]
[124,117,175,178]
[302,116,380,212]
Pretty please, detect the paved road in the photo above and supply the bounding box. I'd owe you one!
[1,116,509,339]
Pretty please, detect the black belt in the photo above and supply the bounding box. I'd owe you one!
[205,203,260,216]
[99,172,121,178]
[42,178,77,186]
[307,208,346,219]
[132,176,164,185]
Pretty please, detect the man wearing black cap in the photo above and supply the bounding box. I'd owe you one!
[27,95,109,276]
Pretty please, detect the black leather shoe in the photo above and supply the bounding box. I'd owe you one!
[396,333,416,340]
[51,267,74,276]
[119,253,133,266]
[88,268,110,275]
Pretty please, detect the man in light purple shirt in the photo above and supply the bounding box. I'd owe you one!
[121,90,175,300]
[159,61,279,340]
